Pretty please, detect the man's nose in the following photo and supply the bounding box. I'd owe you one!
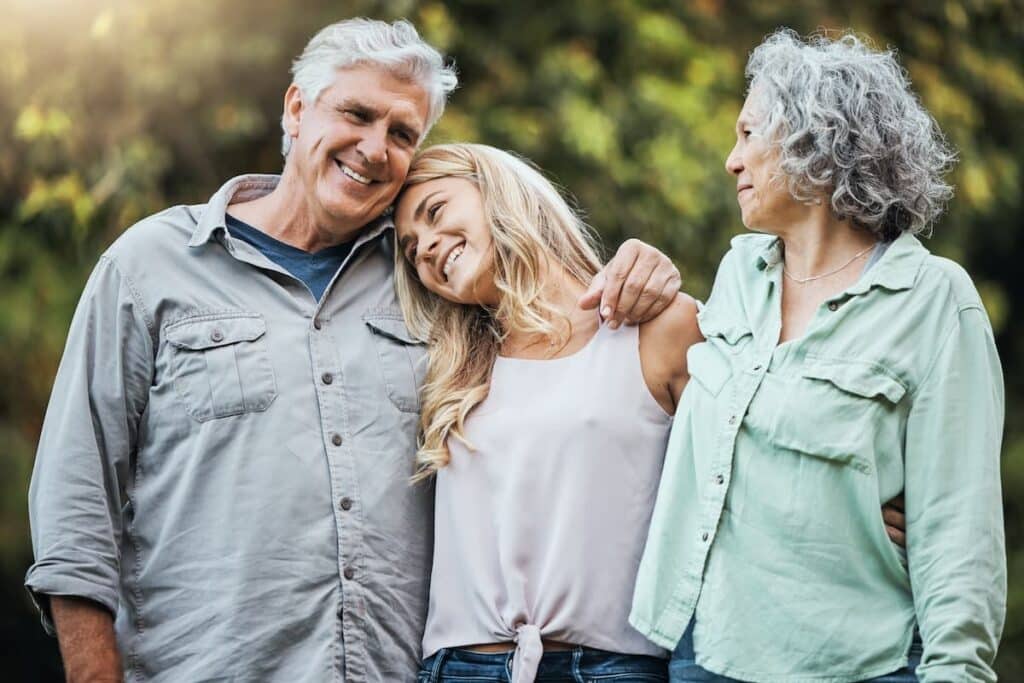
[357,124,389,166]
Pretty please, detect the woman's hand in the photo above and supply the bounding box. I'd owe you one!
[578,239,682,328]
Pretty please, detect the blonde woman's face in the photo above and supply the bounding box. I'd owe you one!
[395,176,500,306]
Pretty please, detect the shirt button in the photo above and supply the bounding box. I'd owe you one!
[752,364,762,372]
[715,474,725,485]
[728,415,737,425]
[339,497,353,511]
[701,532,709,541]
[331,433,343,446]
[343,567,356,580]
[313,319,322,330]
[321,372,334,385]
[827,301,839,312]
[210,328,224,343]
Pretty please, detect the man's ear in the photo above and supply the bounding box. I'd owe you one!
[283,84,304,138]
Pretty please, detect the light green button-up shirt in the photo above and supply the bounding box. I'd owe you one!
[631,232,1005,682]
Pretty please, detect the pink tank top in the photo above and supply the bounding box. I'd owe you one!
[421,321,672,683]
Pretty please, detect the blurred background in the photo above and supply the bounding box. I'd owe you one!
[1,0,1021,678]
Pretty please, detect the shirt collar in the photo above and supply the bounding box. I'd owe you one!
[188,173,395,249]
[754,230,927,295]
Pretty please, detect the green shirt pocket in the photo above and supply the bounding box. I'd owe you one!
[773,357,907,473]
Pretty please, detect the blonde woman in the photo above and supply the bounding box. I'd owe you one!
[393,142,702,683]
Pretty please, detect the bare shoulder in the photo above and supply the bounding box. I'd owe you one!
[639,292,702,355]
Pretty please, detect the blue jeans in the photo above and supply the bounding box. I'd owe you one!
[669,621,922,682]
[419,646,669,682]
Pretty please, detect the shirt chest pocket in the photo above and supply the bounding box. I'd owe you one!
[687,309,752,397]
[363,312,427,414]
[165,313,278,422]
[686,342,732,397]
[773,357,907,473]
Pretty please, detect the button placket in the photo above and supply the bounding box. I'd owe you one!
[308,319,364,636]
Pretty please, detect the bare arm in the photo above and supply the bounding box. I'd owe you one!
[638,292,702,414]
[51,596,123,683]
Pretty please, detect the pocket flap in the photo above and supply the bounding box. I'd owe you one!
[363,314,423,345]
[697,306,750,345]
[166,314,267,351]
[802,358,907,403]
[686,342,731,396]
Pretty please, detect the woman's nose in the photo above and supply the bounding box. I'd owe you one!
[725,144,743,175]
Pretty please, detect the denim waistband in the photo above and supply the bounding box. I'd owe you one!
[420,646,668,682]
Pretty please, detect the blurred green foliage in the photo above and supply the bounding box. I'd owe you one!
[2,0,1021,678]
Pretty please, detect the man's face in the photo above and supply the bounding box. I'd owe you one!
[283,66,430,236]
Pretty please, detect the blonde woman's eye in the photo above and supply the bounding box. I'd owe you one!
[427,201,444,221]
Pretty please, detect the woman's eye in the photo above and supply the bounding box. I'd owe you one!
[427,202,444,221]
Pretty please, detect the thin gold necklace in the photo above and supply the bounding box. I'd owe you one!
[783,244,875,284]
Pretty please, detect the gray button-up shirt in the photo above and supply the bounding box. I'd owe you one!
[26,174,432,682]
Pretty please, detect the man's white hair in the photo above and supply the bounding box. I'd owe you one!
[281,17,458,158]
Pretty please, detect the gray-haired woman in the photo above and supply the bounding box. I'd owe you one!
[630,30,1005,683]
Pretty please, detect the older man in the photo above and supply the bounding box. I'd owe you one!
[25,17,680,683]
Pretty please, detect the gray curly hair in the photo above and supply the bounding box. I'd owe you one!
[746,29,957,240]
[281,18,458,158]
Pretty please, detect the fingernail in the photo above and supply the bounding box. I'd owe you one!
[601,306,611,318]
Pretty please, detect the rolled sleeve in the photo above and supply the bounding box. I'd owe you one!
[25,255,154,634]
[905,305,1006,683]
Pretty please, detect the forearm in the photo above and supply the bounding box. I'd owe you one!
[51,596,123,683]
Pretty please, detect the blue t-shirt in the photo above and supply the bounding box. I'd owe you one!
[226,214,352,302]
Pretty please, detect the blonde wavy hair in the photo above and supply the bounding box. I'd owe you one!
[394,143,603,481]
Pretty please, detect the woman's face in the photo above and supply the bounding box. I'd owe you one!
[394,176,501,306]
[725,92,807,232]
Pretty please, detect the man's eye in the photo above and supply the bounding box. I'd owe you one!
[743,129,752,138]
[393,130,414,145]
[346,109,369,122]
